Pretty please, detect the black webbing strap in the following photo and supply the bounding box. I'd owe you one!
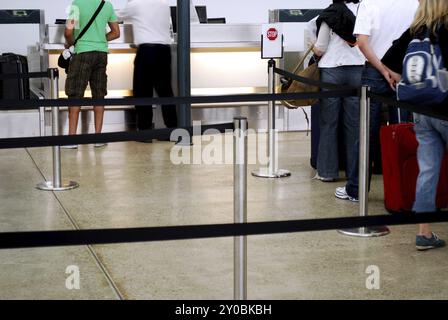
[274,67,359,91]
[0,91,359,110]
[0,123,234,150]
[368,92,448,121]
[0,71,50,81]
[1,213,448,249]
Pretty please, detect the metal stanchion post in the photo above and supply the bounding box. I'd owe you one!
[339,86,389,237]
[252,59,291,178]
[37,69,79,191]
[234,117,248,300]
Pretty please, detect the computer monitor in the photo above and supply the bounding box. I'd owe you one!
[207,18,226,24]
[195,6,207,24]
[170,6,177,33]
[170,5,209,33]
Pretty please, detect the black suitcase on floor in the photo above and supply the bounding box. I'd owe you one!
[0,53,30,100]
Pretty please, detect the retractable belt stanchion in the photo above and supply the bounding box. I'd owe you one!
[252,59,291,178]
[234,117,248,300]
[37,69,79,191]
[339,86,389,237]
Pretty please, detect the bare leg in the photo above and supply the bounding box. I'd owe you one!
[418,224,432,238]
[94,106,105,134]
[68,107,81,135]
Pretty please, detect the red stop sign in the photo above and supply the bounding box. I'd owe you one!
[267,28,278,41]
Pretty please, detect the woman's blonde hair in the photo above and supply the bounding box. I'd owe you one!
[411,0,448,35]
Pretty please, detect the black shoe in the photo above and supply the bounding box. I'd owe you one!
[157,136,174,142]
[136,125,154,143]
[416,233,446,251]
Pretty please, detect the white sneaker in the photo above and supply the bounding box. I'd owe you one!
[94,143,107,148]
[335,186,359,203]
[313,173,337,182]
[61,144,78,150]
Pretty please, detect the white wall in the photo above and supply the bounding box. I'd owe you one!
[0,0,330,54]
[193,0,331,23]
[0,0,126,24]
[0,0,330,25]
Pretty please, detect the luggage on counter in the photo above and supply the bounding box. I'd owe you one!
[0,53,30,100]
[380,123,448,213]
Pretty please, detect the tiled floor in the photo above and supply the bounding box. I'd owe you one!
[1,132,447,299]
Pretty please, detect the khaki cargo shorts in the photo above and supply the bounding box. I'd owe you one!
[65,51,108,99]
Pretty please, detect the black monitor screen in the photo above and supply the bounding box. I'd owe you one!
[170,6,177,33]
[170,5,208,33]
[207,18,226,24]
[195,6,207,24]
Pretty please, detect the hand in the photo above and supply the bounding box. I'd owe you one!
[384,67,402,91]
[312,47,323,57]
[381,68,393,86]
[389,69,402,85]
[64,43,71,49]
[381,69,397,91]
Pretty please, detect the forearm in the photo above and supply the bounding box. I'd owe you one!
[106,22,120,42]
[65,34,74,46]
[64,29,75,47]
[358,37,388,74]
[106,31,119,42]
[306,18,318,46]
[314,22,331,56]
[313,47,323,57]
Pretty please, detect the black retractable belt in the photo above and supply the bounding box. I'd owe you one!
[368,92,448,122]
[274,67,359,91]
[1,212,448,249]
[0,123,235,150]
[0,91,358,110]
[0,71,50,81]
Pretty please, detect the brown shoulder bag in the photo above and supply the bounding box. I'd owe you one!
[280,46,320,109]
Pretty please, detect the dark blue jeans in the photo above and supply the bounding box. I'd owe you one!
[346,65,394,198]
[318,66,363,180]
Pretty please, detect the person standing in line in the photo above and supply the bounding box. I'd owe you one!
[335,0,419,202]
[117,0,178,139]
[382,0,448,250]
[64,0,120,149]
[312,0,365,184]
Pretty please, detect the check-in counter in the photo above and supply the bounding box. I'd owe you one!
[37,19,317,135]
[45,23,269,98]
[1,9,318,138]
[41,23,280,134]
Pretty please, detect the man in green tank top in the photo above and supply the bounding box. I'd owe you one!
[64,0,120,148]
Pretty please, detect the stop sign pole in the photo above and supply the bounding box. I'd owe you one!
[253,25,290,179]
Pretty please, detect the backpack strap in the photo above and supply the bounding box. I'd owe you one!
[73,0,106,46]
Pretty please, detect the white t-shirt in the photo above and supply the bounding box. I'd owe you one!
[305,17,318,47]
[353,0,419,59]
[116,0,172,46]
[315,3,365,68]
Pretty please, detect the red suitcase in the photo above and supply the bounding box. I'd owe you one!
[380,123,448,213]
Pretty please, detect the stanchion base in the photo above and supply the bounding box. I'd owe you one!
[36,181,79,191]
[338,226,390,238]
[251,168,291,178]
